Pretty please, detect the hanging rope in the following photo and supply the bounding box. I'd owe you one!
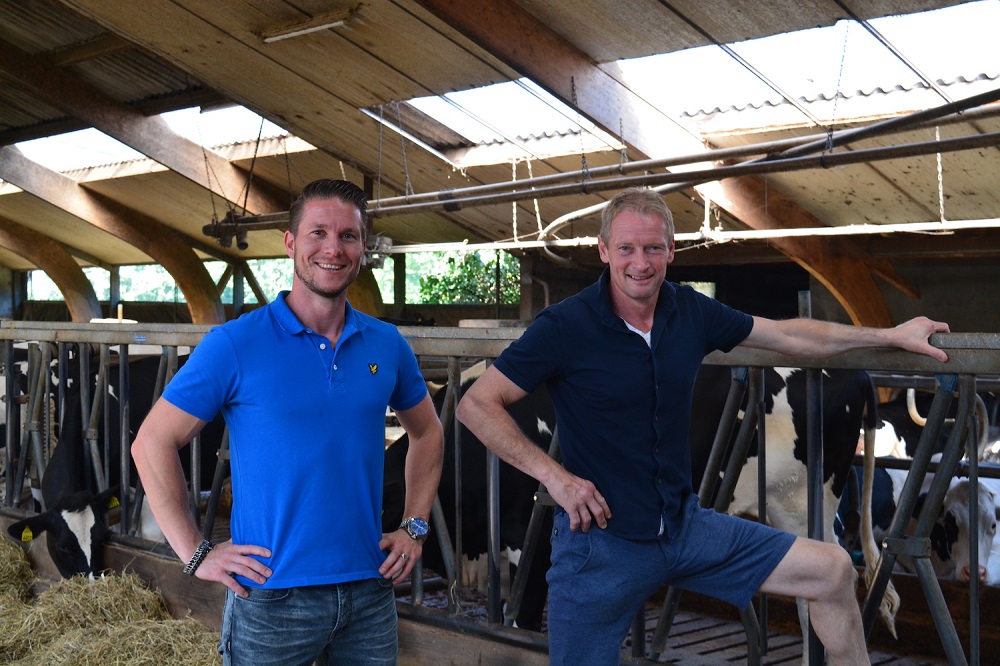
[619,118,628,174]
[394,101,415,197]
[701,192,712,236]
[935,126,946,222]
[376,104,385,210]
[526,159,543,236]
[823,21,852,166]
[239,116,266,216]
[510,160,519,242]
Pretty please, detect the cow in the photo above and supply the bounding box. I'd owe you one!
[686,364,897,657]
[383,361,555,631]
[875,388,996,460]
[4,348,227,578]
[837,463,1000,585]
[6,382,119,579]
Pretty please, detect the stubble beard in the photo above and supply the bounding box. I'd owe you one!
[295,261,357,300]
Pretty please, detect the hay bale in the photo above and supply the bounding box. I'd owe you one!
[0,572,171,659]
[16,617,221,665]
[0,534,35,602]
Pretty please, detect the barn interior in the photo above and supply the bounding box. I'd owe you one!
[0,0,996,331]
[1,1,999,664]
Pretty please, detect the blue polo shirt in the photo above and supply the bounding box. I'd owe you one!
[162,292,428,588]
[493,270,753,540]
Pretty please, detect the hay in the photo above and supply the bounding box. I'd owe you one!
[0,534,36,603]
[14,617,221,665]
[0,559,220,665]
[1,572,171,660]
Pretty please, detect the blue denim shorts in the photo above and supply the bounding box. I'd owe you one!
[546,495,795,665]
[220,577,397,666]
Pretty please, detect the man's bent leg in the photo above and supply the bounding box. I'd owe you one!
[760,537,870,666]
[546,511,664,665]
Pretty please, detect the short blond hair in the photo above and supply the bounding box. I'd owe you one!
[600,188,674,244]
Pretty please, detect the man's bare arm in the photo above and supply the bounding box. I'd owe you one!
[457,366,611,532]
[132,398,271,597]
[742,315,950,362]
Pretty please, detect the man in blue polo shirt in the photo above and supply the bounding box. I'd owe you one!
[457,187,950,666]
[132,179,443,665]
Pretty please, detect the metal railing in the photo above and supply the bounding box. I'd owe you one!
[2,321,999,664]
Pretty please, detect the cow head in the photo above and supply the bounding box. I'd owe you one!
[6,486,119,579]
[928,480,997,583]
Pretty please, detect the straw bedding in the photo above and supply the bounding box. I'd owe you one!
[1,537,220,664]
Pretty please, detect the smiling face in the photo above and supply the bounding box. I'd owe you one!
[597,208,675,310]
[284,197,365,300]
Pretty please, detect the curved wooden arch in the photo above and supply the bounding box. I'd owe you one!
[0,217,102,322]
[703,177,905,328]
[0,147,224,325]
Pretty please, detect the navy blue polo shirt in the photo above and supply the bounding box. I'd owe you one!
[493,270,753,540]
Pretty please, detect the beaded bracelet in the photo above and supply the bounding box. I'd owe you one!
[183,539,214,576]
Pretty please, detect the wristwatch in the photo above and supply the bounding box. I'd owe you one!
[400,516,430,540]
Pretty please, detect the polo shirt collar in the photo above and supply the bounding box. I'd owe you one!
[271,290,366,336]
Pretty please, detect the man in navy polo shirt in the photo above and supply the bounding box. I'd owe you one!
[133,179,443,665]
[457,187,950,666]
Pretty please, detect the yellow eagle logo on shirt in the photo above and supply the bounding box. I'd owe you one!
[368,363,378,375]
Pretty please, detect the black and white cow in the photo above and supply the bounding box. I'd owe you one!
[6,383,119,579]
[873,389,998,460]
[689,365,874,546]
[688,365,896,652]
[837,463,1000,585]
[5,349,226,577]
[383,362,555,631]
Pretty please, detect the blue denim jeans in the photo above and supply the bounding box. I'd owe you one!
[220,577,398,666]
[546,496,795,665]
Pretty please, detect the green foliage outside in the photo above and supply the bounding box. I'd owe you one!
[418,250,519,304]
[373,250,519,305]
[28,251,518,306]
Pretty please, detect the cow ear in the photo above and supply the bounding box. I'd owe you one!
[7,515,49,542]
[92,486,120,512]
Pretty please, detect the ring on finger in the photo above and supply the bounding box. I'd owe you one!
[401,553,409,562]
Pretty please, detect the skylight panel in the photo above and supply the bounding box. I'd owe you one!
[727,21,914,102]
[17,129,144,172]
[618,46,775,117]
[869,1,999,86]
[401,79,621,165]
[161,106,289,146]
[15,106,286,172]
[619,1,998,133]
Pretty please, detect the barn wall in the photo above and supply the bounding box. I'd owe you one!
[811,257,1000,333]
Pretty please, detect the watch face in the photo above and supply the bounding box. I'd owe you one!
[408,517,429,538]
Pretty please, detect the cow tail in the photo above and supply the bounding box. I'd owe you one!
[860,375,900,639]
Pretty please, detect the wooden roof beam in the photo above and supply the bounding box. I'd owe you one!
[414,0,911,327]
[0,36,288,216]
[0,217,102,322]
[0,146,224,324]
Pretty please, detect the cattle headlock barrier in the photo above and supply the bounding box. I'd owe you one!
[0,320,998,665]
